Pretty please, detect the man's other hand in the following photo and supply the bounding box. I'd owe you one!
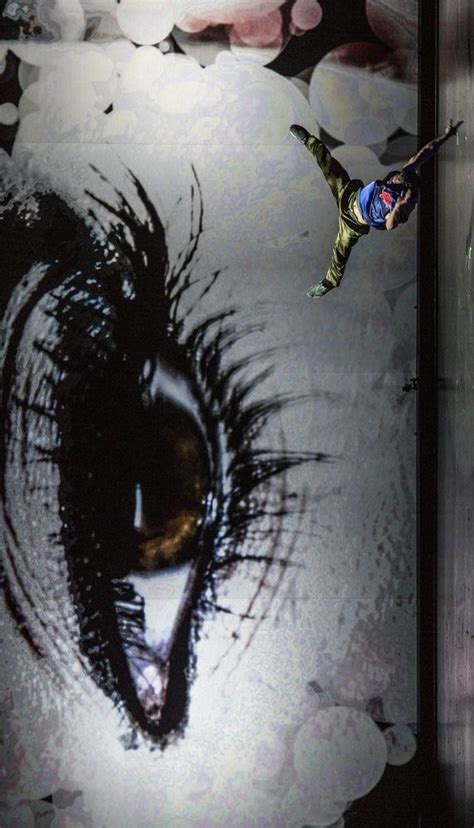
[445,118,464,137]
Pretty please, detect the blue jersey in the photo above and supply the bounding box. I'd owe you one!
[357,180,416,229]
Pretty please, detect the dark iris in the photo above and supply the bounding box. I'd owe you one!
[61,347,212,581]
[134,397,210,571]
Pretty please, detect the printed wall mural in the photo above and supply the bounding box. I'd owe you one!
[1,1,420,825]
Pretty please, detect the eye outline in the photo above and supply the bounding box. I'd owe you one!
[0,163,326,748]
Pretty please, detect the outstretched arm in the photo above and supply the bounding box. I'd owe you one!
[402,118,463,174]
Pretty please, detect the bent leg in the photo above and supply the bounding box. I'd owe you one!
[324,219,362,288]
[305,136,350,202]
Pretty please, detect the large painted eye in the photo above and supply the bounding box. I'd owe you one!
[59,330,218,735]
[1,164,320,747]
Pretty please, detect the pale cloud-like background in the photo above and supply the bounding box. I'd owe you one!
[1,3,419,824]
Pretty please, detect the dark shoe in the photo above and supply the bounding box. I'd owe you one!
[306,280,334,298]
[290,124,310,145]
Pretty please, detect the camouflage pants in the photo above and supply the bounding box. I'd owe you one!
[306,135,370,288]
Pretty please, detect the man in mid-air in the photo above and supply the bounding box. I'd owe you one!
[289,119,463,298]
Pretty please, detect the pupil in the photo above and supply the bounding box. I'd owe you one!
[133,397,211,571]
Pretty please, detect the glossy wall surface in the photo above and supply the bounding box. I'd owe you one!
[437,0,474,824]
[0,2,420,825]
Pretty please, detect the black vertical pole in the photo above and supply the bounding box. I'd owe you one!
[417,0,440,823]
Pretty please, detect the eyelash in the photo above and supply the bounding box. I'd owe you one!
[1,165,325,747]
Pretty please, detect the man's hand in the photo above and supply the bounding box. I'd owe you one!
[444,118,463,137]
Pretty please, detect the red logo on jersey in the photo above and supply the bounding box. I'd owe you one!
[380,189,393,206]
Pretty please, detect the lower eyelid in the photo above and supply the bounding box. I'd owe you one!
[128,565,193,648]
